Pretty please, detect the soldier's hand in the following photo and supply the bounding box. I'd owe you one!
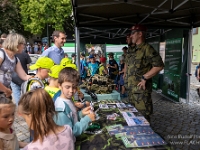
[81,106,91,116]
[137,79,146,90]
[87,112,96,121]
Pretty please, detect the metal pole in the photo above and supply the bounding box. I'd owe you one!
[75,27,80,73]
[186,28,192,103]
[47,24,49,46]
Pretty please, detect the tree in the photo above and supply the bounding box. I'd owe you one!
[18,0,73,35]
[0,0,20,33]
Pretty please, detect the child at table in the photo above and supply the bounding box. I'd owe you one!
[54,67,95,136]
[49,66,90,109]
[0,96,27,150]
[18,89,74,149]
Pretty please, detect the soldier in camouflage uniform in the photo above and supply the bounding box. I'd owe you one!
[124,25,164,121]
[123,33,135,89]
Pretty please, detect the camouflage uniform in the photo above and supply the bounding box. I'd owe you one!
[124,45,135,89]
[125,42,164,120]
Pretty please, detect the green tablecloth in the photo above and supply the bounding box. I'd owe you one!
[75,107,173,150]
[80,89,121,101]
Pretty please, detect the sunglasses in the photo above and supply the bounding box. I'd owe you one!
[131,30,138,35]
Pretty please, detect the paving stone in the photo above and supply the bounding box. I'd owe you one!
[23,138,30,143]
[190,144,200,150]
[17,134,28,141]
[166,129,173,133]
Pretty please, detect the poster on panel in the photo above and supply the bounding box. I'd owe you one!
[162,38,182,102]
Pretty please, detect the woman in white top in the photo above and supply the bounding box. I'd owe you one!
[0,33,31,98]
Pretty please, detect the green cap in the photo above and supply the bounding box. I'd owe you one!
[48,65,63,78]
[60,58,72,67]
[30,57,54,70]
[61,63,78,70]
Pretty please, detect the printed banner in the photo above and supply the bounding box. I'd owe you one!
[162,38,182,102]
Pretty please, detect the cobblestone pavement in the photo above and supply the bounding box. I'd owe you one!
[151,92,200,150]
[14,114,30,143]
[14,64,200,150]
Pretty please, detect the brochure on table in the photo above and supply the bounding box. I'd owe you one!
[101,102,167,148]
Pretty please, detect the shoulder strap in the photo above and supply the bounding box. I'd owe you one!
[21,77,45,95]
[0,49,5,66]
[52,90,61,103]
[0,49,18,66]
[15,56,18,64]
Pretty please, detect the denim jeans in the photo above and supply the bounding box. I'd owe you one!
[10,82,21,106]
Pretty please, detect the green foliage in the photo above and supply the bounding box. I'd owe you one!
[18,0,72,35]
[0,0,20,33]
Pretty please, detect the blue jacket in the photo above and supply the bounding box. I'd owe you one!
[54,97,91,137]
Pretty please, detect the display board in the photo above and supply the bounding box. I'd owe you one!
[162,38,183,102]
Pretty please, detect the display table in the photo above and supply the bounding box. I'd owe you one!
[75,105,172,150]
[80,89,121,101]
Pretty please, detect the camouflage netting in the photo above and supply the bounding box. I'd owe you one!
[80,74,116,94]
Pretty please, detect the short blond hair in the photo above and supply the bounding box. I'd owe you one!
[2,33,25,52]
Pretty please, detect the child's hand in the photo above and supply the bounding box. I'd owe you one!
[81,106,91,116]
[74,102,84,109]
[74,101,90,109]
[78,91,84,99]
[87,112,96,121]
[85,101,90,107]
[19,141,28,148]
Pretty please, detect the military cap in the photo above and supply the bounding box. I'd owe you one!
[131,24,147,32]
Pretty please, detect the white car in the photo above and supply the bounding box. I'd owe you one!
[28,54,41,75]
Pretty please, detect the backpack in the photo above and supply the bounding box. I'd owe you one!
[0,48,18,66]
[52,90,61,103]
[21,77,46,95]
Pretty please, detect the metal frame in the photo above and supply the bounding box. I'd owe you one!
[186,28,193,103]
[72,0,200,28]
[71,0,200,40]
[75,27,80,73]
[71,0,200,103]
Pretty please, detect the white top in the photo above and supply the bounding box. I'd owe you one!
[23,125,74,150]
[55,97,79,124]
